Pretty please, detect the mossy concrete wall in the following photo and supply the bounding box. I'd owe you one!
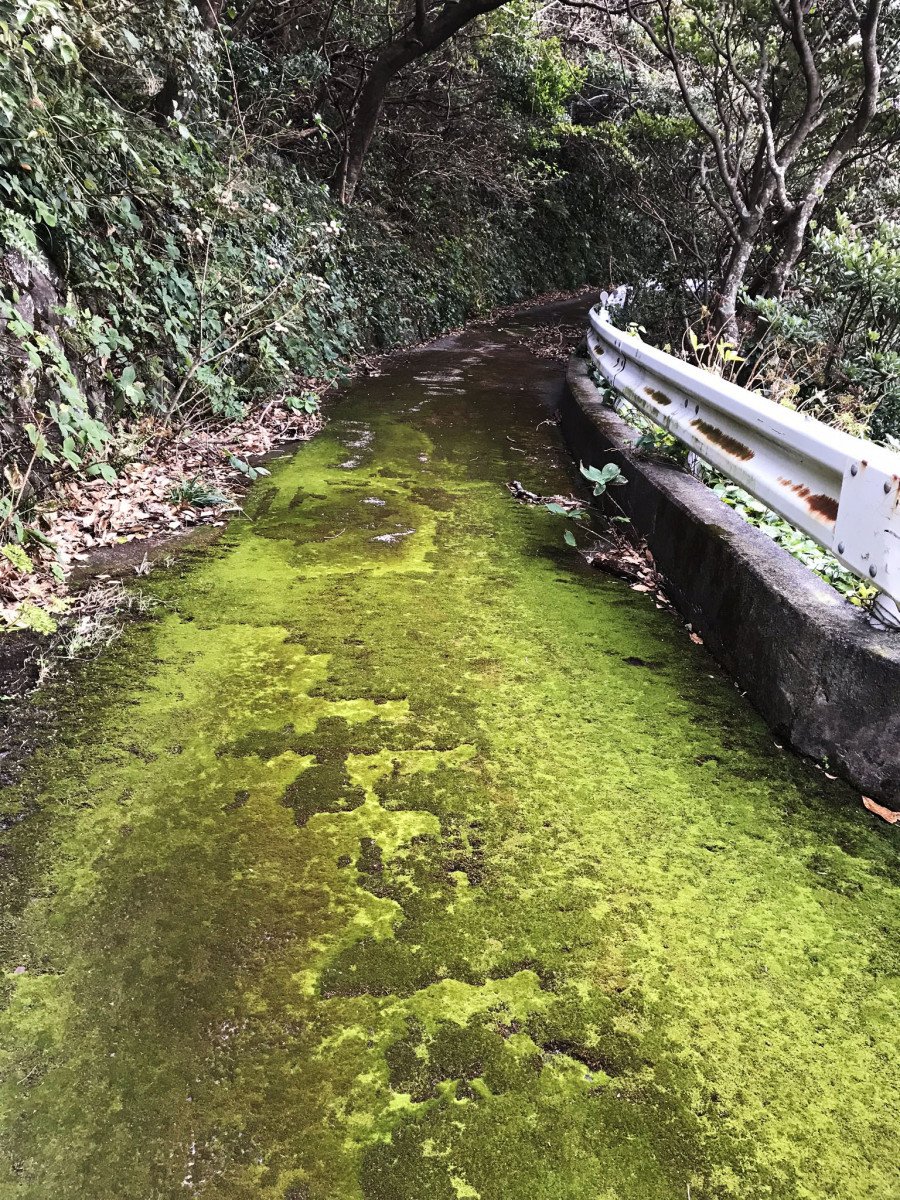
[562,354,900,805]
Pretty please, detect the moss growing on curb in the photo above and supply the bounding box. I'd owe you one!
[0,316,897,1200]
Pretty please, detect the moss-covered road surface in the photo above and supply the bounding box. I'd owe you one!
[1,303,898,1200]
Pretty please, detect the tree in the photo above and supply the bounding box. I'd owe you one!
[333,0,512,204]
[567,0,898,337]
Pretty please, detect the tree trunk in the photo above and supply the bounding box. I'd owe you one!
[336,69,393,205]
[195,0,224,30]
[714,232,757,343]
[762,148,866,298]
[152,70,181,126]
[761,0,882,297]
[333,0,509,205]
[762,198,816,300]
[712,194,773,341]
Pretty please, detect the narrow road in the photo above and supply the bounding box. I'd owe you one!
[0,300,897,1200]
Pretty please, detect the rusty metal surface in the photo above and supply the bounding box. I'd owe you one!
[587,305,900,608]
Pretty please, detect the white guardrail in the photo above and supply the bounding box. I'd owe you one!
[586,304,900,616]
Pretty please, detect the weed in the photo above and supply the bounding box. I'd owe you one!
[168,477,232,508]
[55,582,157,660]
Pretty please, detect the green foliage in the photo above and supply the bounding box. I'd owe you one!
[284,391,320,415]
[635,427,691,465]
[1,544,33,574]
[5,600,58,634]
[168,477,230,507]
[226,454,270,483]
[540,463,626,550]
[0,0,357,486]
[712,482,878,606]
[579,461,627,496]
[0,0,606,538]
[745,216,900,441]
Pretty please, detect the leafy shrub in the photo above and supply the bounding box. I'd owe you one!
[744,216,900,442]
[0,0,606,540]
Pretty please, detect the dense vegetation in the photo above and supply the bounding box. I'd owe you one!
[0,0,898,572]
[0,1,601,536]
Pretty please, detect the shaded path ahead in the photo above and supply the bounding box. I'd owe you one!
[0,301,897,1199]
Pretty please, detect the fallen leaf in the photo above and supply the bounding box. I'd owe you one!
[862,796,900,824]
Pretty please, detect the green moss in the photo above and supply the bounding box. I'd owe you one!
[0,325,898,1200]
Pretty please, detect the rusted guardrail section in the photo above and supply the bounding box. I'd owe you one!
[587,304,900,614]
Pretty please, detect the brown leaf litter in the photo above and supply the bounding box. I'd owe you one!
[862,795,900,824]
[1,402,322,628]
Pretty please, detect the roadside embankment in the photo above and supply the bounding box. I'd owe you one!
[561,353,900,806]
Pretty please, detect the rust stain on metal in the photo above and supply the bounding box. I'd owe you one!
[777,478,839,524]
[806,493,839,523]
[644,387,671,406]
[690,418,754,461]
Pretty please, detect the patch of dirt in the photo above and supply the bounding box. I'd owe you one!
[0,627,42,700]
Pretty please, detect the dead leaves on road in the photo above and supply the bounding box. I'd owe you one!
[862,795,900,824]
[1,404,322,627]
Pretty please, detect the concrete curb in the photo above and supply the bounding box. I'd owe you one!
[561,353,900,805]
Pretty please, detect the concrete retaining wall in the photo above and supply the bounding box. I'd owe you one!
[561,353,900,805]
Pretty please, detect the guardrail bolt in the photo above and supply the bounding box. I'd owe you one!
[869,565,878,577]
[850,464,859,476]
[885,481,892,494]
[838,542,845,554]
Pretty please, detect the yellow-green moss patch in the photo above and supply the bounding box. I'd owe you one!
[0,330,897,1200]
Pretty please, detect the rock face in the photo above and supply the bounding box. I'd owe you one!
[562,352,900,806]
[0,243,65,486]
[3,244,61,329]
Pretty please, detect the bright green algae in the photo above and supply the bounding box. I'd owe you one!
[0,315,898,1200]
